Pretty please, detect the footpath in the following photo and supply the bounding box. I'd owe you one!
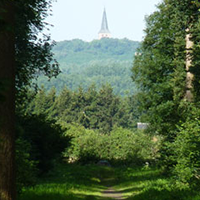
[102,187,124,199]
[100,171,124,200]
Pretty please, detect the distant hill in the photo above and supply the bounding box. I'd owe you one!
[53,38,140,65]
[38,38,140,96]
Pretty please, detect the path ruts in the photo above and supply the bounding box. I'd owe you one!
[102,187,124,199]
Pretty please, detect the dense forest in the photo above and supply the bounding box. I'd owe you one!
[1,0,200,200]
[37,38,140,96]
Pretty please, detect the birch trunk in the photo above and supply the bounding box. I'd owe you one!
[185,28,194,101]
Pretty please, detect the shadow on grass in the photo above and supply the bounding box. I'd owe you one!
[111,168,199,200]
[19,188,199,200]
[19,164,200,200]
[125,188,193,200]
[18,191,114,200]
[18,164,115,200]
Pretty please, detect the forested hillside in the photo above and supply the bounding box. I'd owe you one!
[53,38,140,64]
[38,38,140,95]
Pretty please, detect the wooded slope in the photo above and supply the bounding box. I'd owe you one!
[38,38,140,96]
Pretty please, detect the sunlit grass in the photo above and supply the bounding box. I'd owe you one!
[111,167,200,200]
[18,163,200,200]
[18,164,112,200]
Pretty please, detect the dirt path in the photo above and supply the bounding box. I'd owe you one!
[102,187,124,199]
[99,166,124,199]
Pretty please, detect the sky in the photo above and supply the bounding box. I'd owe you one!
[47,0,162,42]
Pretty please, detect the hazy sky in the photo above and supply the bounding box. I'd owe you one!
[47,0,162,42]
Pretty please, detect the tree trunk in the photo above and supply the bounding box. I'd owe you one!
[0,1,15,200]
[185,28,194,101]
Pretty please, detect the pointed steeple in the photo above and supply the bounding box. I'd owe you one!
[98,8,111,39]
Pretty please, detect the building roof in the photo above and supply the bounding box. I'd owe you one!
[99,8,110,34]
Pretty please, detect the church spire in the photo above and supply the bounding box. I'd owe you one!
[98,8,111,39]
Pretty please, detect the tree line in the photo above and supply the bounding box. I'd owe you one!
[25,84,137,133]
[53,38,140,65]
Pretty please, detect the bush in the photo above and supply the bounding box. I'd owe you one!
[63,124,161,165]
[173,108,200,189]
[108,127,161,165]
[63,123,100,163]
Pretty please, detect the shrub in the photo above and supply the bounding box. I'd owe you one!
[63,123,161,165]
[173,108,200,189]
[63,124,101,163]
[109,127,161,165]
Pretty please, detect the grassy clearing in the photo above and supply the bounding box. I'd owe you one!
[18,163,200,200]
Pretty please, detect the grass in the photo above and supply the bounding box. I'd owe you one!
[110,167,200,200]
[18,163,113,200]
[18,163,200,200]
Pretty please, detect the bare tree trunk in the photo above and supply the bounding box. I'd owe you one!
[185,28,194,101]
[0,1,16,200]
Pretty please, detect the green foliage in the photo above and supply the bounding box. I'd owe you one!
[132,1,183,136]
[16,138,38,194]
[132,0,200,132]
[25,86,56,117]
[37,61,136,96]
[108,128,160,164]
[36,38,140,96]
[26,84,136,133]
[173,106,200,188]
[15,0,60,101]
[0,0,61,198]
[53,38,140,65]
[63,124,161,165]
[17,114,69,174]
[131,0,200,180]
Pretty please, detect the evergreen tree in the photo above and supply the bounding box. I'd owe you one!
[51,86,72,120]
[25,84,136,134]
[95,84,120,133]
[78,84,98,129]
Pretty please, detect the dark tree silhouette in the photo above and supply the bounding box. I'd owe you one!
[0,1,15,200]
[0,0,59,199]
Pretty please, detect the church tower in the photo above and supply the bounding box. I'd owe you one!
[98,8,111,39]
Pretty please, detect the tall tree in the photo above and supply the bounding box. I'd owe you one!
[132,0,200,171]
[0,0,60,199]
[15,0,60,101]
[132,1,180,136]
[0,1,15,200]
